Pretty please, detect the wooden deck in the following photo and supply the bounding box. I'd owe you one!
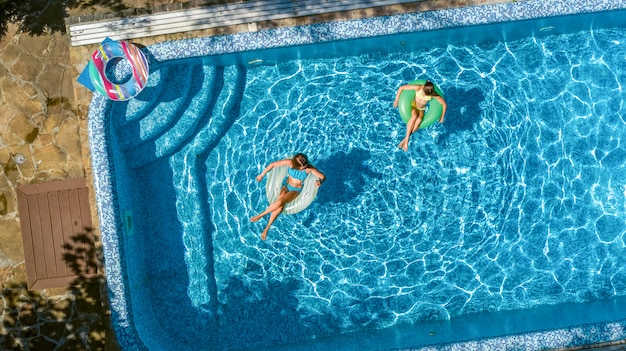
[16,178,97,290]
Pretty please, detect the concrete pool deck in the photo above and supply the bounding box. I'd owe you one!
[1,0,625,350]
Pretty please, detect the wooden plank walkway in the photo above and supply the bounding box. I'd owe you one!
[16,178,97,290]
[67,0,421,46]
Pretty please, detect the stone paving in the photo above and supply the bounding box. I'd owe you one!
[1,0,625,350]
[0,21,115,350]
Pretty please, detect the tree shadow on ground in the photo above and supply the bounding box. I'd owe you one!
[0,0,127,39]
[0,227,116,351]
[0,0,258,39]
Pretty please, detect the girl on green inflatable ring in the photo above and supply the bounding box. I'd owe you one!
[393,81,448,151]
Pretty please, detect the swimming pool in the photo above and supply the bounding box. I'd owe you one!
[88,1,626,350]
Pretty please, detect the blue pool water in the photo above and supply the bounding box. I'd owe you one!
[95,5,626,351]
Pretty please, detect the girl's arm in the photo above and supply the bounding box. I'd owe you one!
[256,159,291,181]
[435,96,448,123]
[393,84,420,107]
[306,167,326,187]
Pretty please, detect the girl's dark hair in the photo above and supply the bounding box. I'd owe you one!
[292,153,309,168]
[423,81,435,95]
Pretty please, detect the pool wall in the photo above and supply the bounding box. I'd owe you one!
[87,0,626,349]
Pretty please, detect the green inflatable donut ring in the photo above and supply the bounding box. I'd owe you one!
[397,79,444,128]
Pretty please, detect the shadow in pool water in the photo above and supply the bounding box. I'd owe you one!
[109,61,206,162]
[126,158,216,346]
[216,275,347,350]
[105,62,250,348]
[439,86,485,135]
[313,148,382,206]
[190,63,247,311]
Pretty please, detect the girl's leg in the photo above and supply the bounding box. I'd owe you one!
[251,199,283,222]
[411,109,425,133]
[260,206,283,240]
[252,189,300,239]
[399,108,423,151]
[251,187,291,221]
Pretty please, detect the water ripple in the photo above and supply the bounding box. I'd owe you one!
[128,27,626,346]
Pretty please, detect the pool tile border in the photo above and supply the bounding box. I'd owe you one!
[88,0,626,349]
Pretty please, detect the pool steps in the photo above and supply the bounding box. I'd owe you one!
[122,64,163,120]
[125,64,215,167]
[67,0,421,46]
[152,65,220,161]
[192,65,248,156]
[139,65,203,141]
[169,65,246,313]
[114,64,202,151]
[110,64,174,130]
[121,63,247,169]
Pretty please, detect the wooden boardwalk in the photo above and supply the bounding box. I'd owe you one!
[16,178,97,290]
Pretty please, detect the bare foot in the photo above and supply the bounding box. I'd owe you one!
[260,230,268,240]
[251,215,262,222]
[398,140,408,151]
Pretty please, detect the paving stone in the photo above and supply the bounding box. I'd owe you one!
[17,34,54,58]
[2,163,20,185]
[21,81,39,98]
[55,116,82,161]
[0,23,16,49]
[19,324,39,338]
[36,133,54,148]
[18,304,38,326]
[39,321,68,341]
[10,52,42,83]
[42,110,68,129]
[0,181,16,217]
[56,333,86,351]
[0,218,24,264]
[37,63,68,98]
[87,319,107,347]
[45,298,72,321]
[7,112,37,143]
[0,65,10,81]
[30,171,60,184]
[61,68,77,102]
[47,33,71,63]
[0,79,43,116]
[45,287,72,299]
[5,264,27,287]
[3,310,19,329]
[0,105,16,129]
[0,192,7,216]
[47,104,74,124]
[0,43,20,66]
[68,315,93,332]
[74,284,102,314]
[10,145,36,178]
[27,335,58,350]
[68,45,91,69]
[33,296,49,313]
[0,333,19,350]
[32,143,68,172]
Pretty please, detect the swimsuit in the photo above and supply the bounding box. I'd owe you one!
[413,89,432,110]
[282,168,307,192]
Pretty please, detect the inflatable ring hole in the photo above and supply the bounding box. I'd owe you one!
[105,57,134,85]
